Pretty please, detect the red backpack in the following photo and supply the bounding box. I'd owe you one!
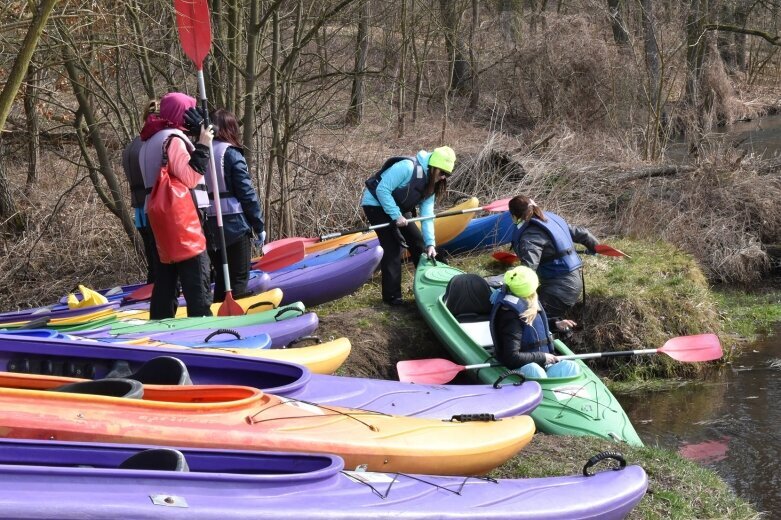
[146,137,206,263]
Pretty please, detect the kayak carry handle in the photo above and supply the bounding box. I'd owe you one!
[348,243,369,256]
[204,329,241,342]
[582,452,627,477]
[247,300,274,311]
[275,307,305,321]
[492,370,524,389]
[449,413,497,422]
[286,336,322,349]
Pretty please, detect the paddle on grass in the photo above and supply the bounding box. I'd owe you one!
[174,0,242,316]
[318,197,512,241]
[492,244,631,265]
[397,334,722,384]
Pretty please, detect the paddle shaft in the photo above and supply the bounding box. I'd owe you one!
[557,349,658,361]
[320,206,485,241]
[195,55,232,293]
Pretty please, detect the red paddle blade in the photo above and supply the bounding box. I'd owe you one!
[262,237,317,255]
[396,358,466,384]
[595,244,631,258]
[217,291,245,316]
[659,334,723,362]
[483,198,512,212]
[124,283,154,302]
[256,240,306,272]
[492,251,518,265]
[174,0,212,69]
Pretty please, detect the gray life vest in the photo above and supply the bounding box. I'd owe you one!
[205,141,244,217]
[139,128,209,209]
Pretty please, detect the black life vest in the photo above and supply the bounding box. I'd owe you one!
[364,156,427,214]
[489,286,555,354]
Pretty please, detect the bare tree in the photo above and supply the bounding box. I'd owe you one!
[346,0,370,126]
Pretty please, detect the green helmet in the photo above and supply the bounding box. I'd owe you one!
[504,266,539,298]
[428,146,456,173]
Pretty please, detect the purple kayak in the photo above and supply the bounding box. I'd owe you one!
[0,439,648,519]
[271,244,383,306]
[0,332,540,419]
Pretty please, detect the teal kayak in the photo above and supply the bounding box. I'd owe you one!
[45,303,307,335]
[414,257,643,446]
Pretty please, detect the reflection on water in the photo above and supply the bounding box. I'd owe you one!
[620,326,781,516]
[666,113,781,162]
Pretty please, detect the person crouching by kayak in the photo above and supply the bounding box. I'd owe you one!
[490,266,579,379]
[508,194,599,324]
[361,147,456,306]
[203,108,265,302]
[139,92,214,319]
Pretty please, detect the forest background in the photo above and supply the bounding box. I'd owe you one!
[0,0,780,309]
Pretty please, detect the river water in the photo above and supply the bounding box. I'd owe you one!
[667,113,781,161]
[620,326,781,516]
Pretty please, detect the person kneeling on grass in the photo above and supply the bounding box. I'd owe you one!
[489,265,580,379]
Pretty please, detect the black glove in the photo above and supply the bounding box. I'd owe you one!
[183,106,207,137]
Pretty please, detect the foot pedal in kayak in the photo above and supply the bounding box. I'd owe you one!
[448,413,497,422]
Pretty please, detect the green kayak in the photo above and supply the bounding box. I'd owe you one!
[414,257,643,447]
[47,302,307,334]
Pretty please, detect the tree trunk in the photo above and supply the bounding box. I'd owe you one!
[23,64,41,191]
[346,0,370,126]
[0,0,60,133]
[640,0,664,159]
[0,137,23,232]
[468,0,480,109]
[396,0,408,137]
[499,0,517,46]
[439,0,472,93]
[608,0,630,45]
[684,0,709,150]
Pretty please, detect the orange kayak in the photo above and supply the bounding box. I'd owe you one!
[0,373,534,476]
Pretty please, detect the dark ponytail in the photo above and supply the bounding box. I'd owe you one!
[508,195,546,222]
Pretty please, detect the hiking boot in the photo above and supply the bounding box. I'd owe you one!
[383,297,405,307]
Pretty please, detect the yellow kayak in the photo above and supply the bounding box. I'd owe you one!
[126,337,352,375]
[305,198,481,254]
[116,289,284,321]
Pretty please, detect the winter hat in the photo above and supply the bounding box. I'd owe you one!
[428,146,456,173]
[159,92,196,128]
[504,266,539,298]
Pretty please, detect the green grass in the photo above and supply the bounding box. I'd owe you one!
[494,434,759,520]
[713,287,781,340]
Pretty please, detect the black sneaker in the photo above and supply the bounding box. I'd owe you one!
[384,297,405,306]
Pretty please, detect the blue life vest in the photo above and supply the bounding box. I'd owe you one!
[489,286,555,354]
[205,141,244,218]
[512,211,582,278]
[364,156,427,214]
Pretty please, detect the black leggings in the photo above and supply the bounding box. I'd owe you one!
[362,205,425,302]
[149,251,212,319]
[209,234,252,302]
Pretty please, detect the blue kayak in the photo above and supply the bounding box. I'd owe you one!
[440,211,514,254]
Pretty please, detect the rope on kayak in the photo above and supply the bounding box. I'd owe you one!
[544,379,620,420]
[245,397,391,432]
[582,452,626,476]
[345,472,498,499]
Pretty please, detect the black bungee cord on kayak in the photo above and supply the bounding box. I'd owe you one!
[345,471,499,500]
[245,397,391,432]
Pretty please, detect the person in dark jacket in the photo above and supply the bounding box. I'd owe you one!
[361,146,456,306]
[508,195,599,323]
[490,266,579,378]
[121,100,160,283]
[139,92,214,319]
[204,108,265,302]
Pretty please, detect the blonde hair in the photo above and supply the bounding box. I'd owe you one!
[519,293,540,325]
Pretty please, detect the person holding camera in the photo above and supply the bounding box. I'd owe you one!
[139,92,214,319]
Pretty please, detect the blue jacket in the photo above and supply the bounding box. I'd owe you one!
[361,150,436,247]
[206,144,264,248]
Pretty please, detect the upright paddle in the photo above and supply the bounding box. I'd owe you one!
[174,0,242,316]
[397,334,722,384]
[318,197,512,241]
[492,244,631,265]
